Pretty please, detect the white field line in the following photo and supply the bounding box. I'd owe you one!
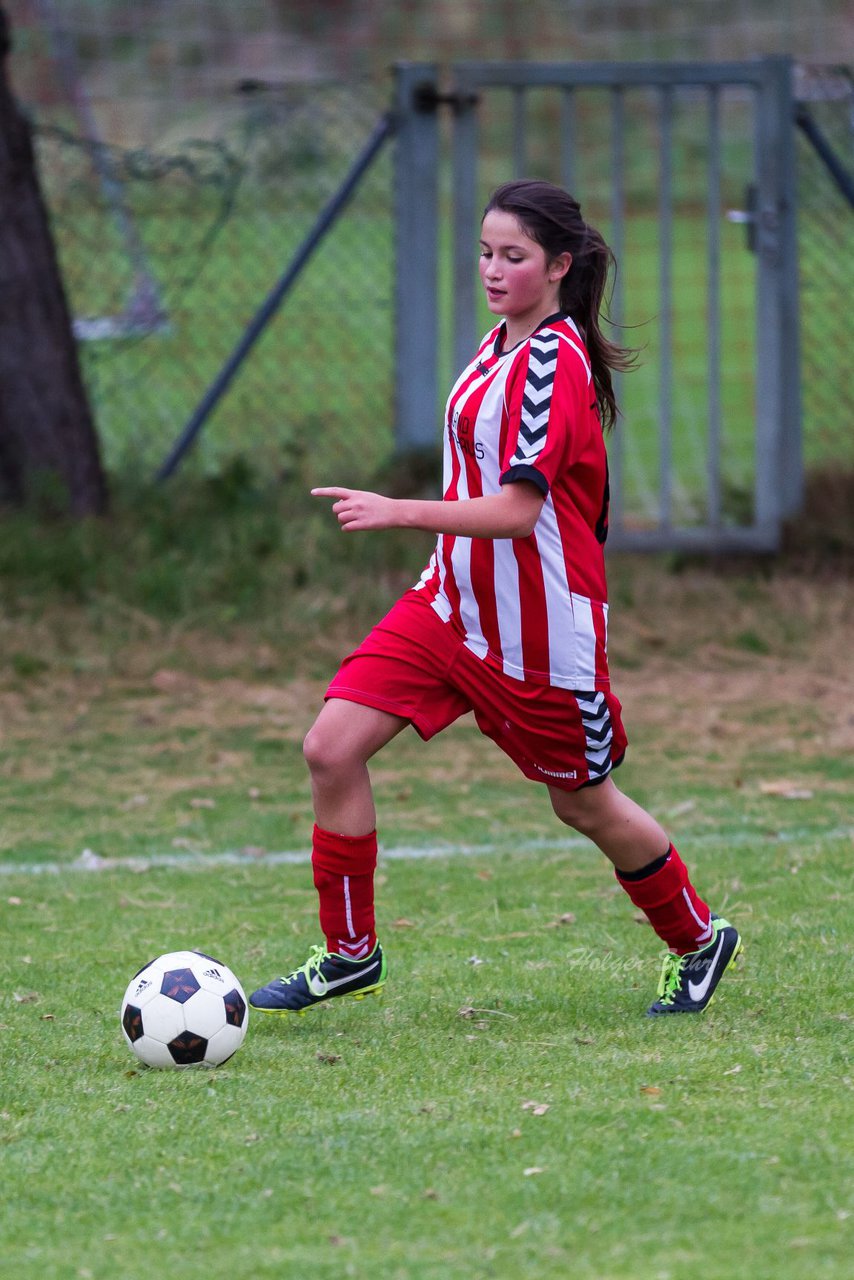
[0,826,851,877]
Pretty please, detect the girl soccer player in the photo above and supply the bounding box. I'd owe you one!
[250,179,741,1019]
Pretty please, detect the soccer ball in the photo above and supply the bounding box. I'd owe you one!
[120,950,248,1069]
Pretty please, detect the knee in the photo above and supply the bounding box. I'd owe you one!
[303,720,361,779]
[303,722,337,777]
[550,786,606,837]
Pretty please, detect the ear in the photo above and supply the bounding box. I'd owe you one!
[548,252,572,283]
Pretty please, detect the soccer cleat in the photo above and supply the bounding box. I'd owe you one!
[646,917,742,1016]
[249,943,387,1016]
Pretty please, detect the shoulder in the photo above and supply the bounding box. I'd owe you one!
[510,319,590,392]
[540,319,592,386]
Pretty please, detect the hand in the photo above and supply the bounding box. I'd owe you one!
[311,486,401,532]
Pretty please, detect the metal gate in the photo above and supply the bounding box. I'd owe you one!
[394,59,801,552]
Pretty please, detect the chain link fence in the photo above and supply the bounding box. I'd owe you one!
[34,79,395,483]
[6,0,854,505]
[795,65,854,471]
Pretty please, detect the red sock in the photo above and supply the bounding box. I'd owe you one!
[615,844,713,955]
[311,824,378,960]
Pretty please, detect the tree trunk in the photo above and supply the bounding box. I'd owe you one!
[0,6,107,516]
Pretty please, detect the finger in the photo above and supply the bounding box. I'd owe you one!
[311,487,350,498]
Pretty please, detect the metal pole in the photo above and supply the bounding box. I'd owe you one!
[512,86,527,176]
[707,85,723,529]
[795,104,854,208]
[609,85,626,535]
[774,59,802,519]
[392,64,440,453]
[753,71,782,536]
[559,87,577,192]
[451,70,480,380]
[753,57,800,535]
[157,110,396,482]
[658,84,674,531]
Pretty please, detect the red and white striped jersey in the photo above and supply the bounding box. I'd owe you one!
[414,313,612,690]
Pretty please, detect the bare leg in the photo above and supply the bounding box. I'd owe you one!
[548,777,670,873]
[303,697,409,835]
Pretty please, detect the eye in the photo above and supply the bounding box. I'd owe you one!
[507,255,524,264]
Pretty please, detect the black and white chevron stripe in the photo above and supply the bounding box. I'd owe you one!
[510,331,560,466]
[574,691,614,779]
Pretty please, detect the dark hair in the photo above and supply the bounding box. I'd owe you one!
[483,179,634,431]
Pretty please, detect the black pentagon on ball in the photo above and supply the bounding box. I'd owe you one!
[223,988,247,1027]
[122,1004,144,1042]
[160,967,200,1003]
[168,1031,208,1065]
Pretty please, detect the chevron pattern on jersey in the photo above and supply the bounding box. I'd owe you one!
[510,331,561,466]
[574,691,614,778]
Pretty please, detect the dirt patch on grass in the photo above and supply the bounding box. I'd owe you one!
[1,563,851,783]
[609,565,853,766]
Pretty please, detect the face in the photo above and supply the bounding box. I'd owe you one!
[479,209,570,338]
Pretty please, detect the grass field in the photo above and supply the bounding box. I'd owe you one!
[1,515,852,1279]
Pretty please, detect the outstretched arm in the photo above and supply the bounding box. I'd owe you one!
[311,480,545,540]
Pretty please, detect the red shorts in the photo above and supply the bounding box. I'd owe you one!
[326,590,627,792]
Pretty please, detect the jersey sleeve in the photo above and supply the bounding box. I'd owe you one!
[499,330,588,496]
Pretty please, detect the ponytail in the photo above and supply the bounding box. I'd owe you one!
[558,224,634,432]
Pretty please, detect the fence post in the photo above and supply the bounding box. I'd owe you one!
[449,65,480,382]
[772,57,802,519]
[392,63,440,453]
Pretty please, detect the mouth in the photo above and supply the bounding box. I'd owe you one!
[485,287,506,304]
